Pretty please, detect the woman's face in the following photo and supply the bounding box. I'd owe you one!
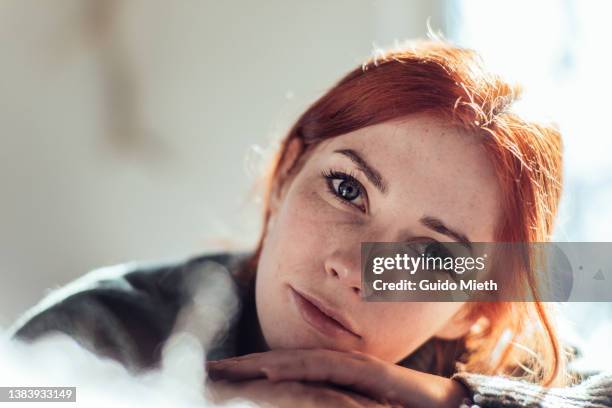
[255,114,501,363]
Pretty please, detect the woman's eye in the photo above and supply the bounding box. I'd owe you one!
[420,242,460,276]
[322,170,367,212]
[423,242,452,260]
[333,178,361,200]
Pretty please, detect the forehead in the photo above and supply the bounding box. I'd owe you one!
[309,115,502,241]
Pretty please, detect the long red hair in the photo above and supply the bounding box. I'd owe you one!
[243,41,567,386]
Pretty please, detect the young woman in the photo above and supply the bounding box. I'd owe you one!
[10,41,612,407]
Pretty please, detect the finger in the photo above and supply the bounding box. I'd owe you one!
[208,349,401,403]
[207,349,339,382]
[207,364,268,381]
[206,349,306,380]
[329,386,402,408]
[209,350,272,364]
[207,349,298,366]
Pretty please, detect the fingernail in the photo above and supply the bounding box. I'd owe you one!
[261,367,278,381]
[207,359,237,367]
[207,363,232,371]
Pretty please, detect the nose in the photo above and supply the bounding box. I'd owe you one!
[324,248,363,296]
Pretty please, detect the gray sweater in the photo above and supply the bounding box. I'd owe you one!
[8,251,612,407]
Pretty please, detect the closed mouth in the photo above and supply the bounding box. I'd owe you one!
[290,285,361,339]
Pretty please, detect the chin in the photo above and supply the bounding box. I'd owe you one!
[285,331,358,352]
[264,328,320,350]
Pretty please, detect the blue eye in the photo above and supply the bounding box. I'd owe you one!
[334,178,361,200]
[321,169,367,212]
[423,242,452,261]
[417,241,458,276]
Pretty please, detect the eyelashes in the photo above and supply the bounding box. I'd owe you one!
[319,168,458,277]
[320,168,368,212]
[319,169,456,271]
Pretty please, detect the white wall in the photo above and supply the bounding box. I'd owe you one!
[0,0,445,325]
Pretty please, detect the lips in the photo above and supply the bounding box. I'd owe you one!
[289,286,361,339]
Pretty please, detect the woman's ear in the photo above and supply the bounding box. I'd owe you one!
[269,137,304,214]
[434,307,481,340]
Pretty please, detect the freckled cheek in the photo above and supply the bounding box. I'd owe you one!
[261,186,335,283]
[280,186,339,243]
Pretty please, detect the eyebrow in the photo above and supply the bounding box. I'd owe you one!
[420,216,472,251]
[333,149,388,194]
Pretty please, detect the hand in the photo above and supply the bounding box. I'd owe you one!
[207,378,399,407]
[207,349,470,407]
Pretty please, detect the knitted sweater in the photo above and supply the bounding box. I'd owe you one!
[8,251,612,407]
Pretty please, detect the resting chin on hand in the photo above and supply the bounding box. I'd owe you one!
[206,349,470,407]
[208,378,396,408]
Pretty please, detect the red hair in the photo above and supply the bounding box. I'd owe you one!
[244,41,567,386]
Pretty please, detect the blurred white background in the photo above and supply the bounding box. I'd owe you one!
[0,0,446,325]
[1,0,611,369]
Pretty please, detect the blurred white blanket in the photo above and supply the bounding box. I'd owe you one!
[0,328,254,407]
